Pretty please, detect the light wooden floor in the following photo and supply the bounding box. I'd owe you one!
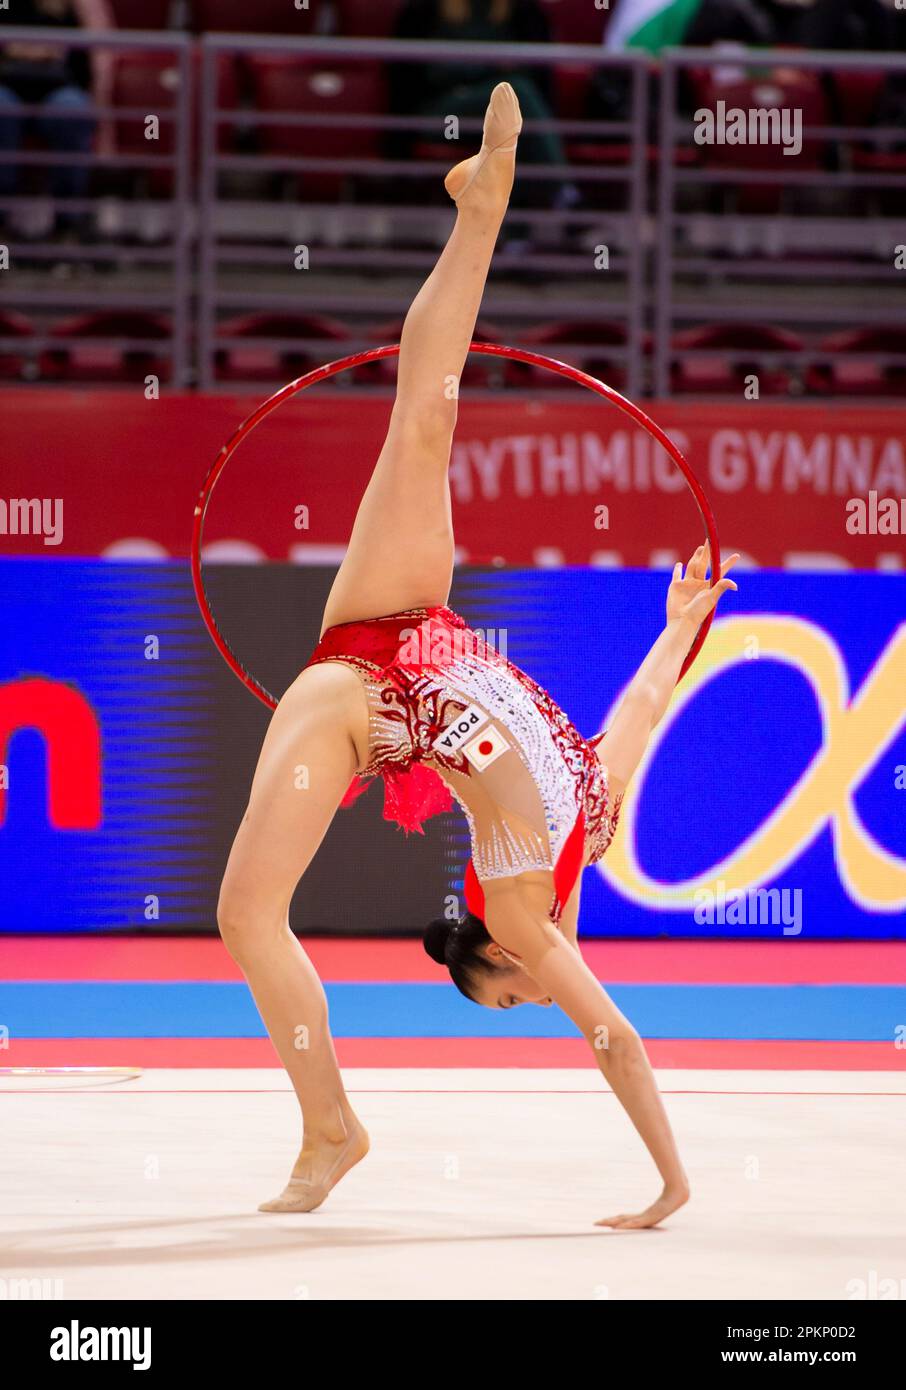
[1,1069,903,1301]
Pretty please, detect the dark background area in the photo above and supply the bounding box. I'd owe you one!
[202,564,463,936]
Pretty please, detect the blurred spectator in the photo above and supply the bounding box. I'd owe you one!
[869,0,906,46]
[389,0,577,209]
[0,0,115,233]
[857,0,906,136]
[685,1,906,128]
[683,0,902,50]
[596,0,899,128]
[603,0,884,53]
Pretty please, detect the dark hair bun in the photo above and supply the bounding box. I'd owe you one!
[423,917,452,965]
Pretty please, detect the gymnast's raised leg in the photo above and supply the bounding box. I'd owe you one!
[216,83,523,1212]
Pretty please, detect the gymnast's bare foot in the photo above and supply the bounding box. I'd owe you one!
[445,81,522,212]
[258,1117,370,1214]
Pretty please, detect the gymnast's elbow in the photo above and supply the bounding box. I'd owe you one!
[484,896,561,961]
[592,1025,647,1071]
[621,681,659,726]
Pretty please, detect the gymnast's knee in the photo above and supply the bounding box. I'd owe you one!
[216,885,284,965]
[390,394,459,458]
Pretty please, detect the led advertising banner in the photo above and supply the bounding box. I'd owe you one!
[0,562,454,935]
[0,562,903,938]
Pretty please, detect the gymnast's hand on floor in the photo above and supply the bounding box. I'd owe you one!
[595,1180,691,1231]
[667,541,739,630]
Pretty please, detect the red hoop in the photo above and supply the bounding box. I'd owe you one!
[192,343,721,711]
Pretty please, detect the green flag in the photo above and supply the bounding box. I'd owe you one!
[605,0,704,54]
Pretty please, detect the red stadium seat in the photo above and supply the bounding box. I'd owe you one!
[805,327,906,398]
[214,312,350,383]
[670,323,804,396]
[0,310,34,381]
[114,53,177,153]
[193,50,243,157]
[554,64,689,174]
[504,320,629,391]
[192,0,317,33]
[334,0,405,37]
[692,70,828,169]
[247,57,386,197]
[39,311,172,383]
[109,0,172,26]
[845,72,906,191]
[554,62,594,121]
[689,69,828,212]
[115,50,241,174]
[113,53,179,184]
[539,0,610,45]
[852,141,906,195]
[833,70,886,128]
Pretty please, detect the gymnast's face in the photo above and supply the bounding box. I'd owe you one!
[474,943,553,1010]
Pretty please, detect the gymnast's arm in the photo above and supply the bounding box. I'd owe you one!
[556,876,583,951]
[594,544,739,796]
[484,886,690,1229]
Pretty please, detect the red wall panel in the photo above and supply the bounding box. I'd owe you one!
[2,391,903,570]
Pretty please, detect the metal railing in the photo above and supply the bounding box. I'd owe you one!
[0,30,904,397]
[655,47,906,398]
[0,26,192,386]
[197,33,650,393]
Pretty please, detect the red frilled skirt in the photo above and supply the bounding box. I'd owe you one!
[303,605,465,834]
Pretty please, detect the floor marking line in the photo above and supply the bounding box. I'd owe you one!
[1,1089,903,1097]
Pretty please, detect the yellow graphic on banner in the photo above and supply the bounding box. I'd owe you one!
[598,618,906,912]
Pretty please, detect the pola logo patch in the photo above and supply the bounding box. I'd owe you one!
[431,703,489,756]
[462,726,510,770]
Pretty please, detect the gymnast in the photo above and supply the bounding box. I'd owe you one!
[216,83,739,1225]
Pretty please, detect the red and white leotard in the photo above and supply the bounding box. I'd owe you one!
[304,606,622,925]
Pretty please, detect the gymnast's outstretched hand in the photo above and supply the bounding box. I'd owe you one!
[667,541,739,629]
[595,1181,691,1231]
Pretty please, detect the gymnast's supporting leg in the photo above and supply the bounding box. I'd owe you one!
[217,662,372,1212]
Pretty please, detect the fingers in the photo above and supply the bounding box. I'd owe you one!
[698,578,737,616]
[699,553,740,599]
[595,1214,651,1230]
[689,543,742,584]
[676,547,741,602]
[685,574,738,624]
[687,542,707,579]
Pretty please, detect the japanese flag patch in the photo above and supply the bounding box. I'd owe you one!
[431,703,489,757]
[462,725,510,771]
